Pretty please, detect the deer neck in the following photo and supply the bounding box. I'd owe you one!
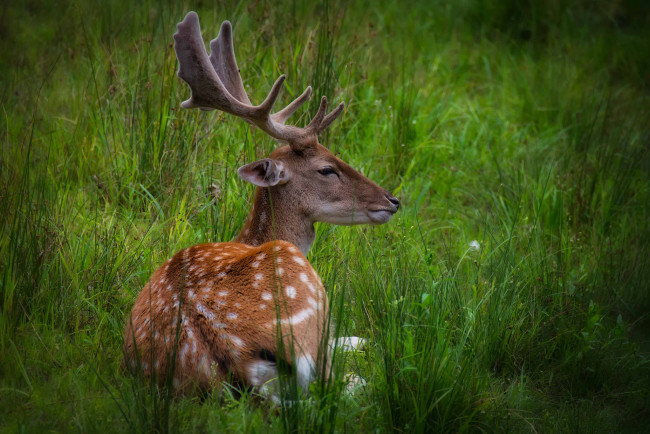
[233,187,315,256]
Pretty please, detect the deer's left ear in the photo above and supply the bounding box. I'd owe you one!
[237,158,290,187]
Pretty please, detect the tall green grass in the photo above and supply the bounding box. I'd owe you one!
[2,0,649,431]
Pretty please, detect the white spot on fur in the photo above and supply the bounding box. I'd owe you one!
[277,267,284,276]
[234,302,241,308]
[285,286,297,298]
[180,342,189,366]
[273,308,314,326]
[212,322,226,329]
[260,304,266,309]
[307,297,318,309]
[262,292,272,301]
[196,302,215,320]
[224,333,244,348]
[255,273,263,280]
[252,261,260,268]
[218,272,226,278]
[218,290,228,297]
[226,312,238,320]
[292,256,305,265]
[199,355,211,378]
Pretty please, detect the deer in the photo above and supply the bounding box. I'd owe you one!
[123,11,400,397]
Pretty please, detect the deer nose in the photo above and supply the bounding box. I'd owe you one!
[386,193,400,210]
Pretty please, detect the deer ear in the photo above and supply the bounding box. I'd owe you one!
[237,159,290,187]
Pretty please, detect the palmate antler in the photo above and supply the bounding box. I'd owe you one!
[173,11,344,150]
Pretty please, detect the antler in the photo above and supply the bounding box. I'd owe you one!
[173,11,344,150]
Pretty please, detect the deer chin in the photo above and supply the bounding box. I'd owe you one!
[313,210,374,226]
[367,209,396,224]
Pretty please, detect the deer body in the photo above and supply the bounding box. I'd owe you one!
[123,12,399,395]
[124,240,327,393]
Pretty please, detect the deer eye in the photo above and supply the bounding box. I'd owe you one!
[318,167,337,176]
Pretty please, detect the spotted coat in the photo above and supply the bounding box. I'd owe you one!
[123,240,328,394]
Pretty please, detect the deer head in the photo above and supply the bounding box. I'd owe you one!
[174,12,399,254]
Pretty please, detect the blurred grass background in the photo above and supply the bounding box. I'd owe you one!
[1,0,649,431]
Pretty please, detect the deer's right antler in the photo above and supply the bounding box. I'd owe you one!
[173,12,344,150]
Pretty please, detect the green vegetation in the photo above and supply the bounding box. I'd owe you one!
[2,0,649,431]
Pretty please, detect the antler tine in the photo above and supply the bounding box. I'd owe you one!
[305,98,345,136]
[306,96,329,132]
[209,21,251,105]
[319,102,346,133]
[174,11,345,149]
[256,75,286,117]
[271,86,313,125]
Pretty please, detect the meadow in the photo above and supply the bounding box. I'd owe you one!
[1,0,649,431]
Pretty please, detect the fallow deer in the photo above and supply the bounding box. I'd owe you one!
[123,11,399,396]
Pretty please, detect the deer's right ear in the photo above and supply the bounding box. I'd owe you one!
[237,159,290,187]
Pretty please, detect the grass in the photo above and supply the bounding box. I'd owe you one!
[2,0,650,431]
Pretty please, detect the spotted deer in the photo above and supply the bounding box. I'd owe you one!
[123,11,400,395]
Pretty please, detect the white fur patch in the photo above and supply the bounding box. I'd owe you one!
[247,360,278,386]
[285,286,297,298]
[330,336,367,352]
[296,354,315,388]
[292,256,305,265]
